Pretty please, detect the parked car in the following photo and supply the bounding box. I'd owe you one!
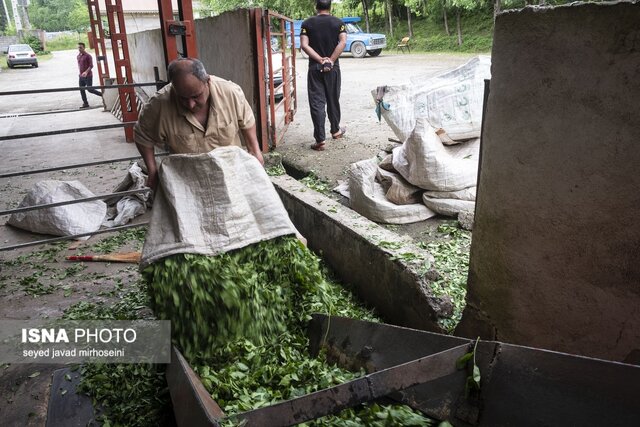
[6,44,38,68]
[288,17,387,58]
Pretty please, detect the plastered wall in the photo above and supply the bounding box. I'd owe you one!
[456,1,640,363]
[126,9,257,108]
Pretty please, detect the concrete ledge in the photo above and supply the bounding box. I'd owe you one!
[271,175,452,333]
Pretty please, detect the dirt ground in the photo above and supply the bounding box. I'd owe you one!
[0,49,475,425]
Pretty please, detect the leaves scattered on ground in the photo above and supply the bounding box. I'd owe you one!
[419,222,472,332]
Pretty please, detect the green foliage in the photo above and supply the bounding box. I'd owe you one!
[77,363,169,427]
[46,33,88,51]
[21,34,45,53]
[420,222,471,332]
[88,227,147,254]
[28,0,89,32]
[144,236,432,424]
[62,279,168,426]
[301,171,332,194]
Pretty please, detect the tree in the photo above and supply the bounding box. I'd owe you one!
[449,0,482,46]
[1,0,11,33]
[28,0,89,32]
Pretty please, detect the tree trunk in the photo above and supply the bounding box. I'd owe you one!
[386,0,393,38]
[456,9,462,46]
[407,7,413,38]
[361,0,370,33]
[443,7,450,36]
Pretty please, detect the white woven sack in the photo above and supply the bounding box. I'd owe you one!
[422,194,476,217]
[424,186,476,201]
[7,180,106,239]
[392,119,480,192]
[373,55,491,142]
[140,146,299,268]
[348,158,435,224]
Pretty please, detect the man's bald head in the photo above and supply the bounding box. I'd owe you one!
[168,58,210,114]
[167,58,209,84]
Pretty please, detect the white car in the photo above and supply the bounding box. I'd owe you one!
[6,44,38,68]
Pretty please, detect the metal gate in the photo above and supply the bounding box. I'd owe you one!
[254,9,297,151]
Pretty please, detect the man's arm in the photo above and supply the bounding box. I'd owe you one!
[300,35,325,66]
[135,143,159,191]
[329,33,347,64]
[241,124,264,166]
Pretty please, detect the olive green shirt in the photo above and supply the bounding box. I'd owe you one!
[134,76,255,153]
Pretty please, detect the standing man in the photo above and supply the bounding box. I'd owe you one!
[77,42,102,109]
[300,0,347,151]
[134,58,264,191]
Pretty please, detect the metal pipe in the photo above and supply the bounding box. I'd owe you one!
[0,153,168,179]
[0,188,151,217]
[0,82,160,97]
[0,222,148,252]
[0,122,137,141]
[0,108,105,119]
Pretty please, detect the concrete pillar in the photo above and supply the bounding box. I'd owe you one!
[456,2,640,363]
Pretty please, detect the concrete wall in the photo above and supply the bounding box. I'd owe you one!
[456,2,640,363]
[194,10,257,114]
[0,35,21,52]
[127,28,166,99]
[272,175,453,334]
[126,9,258,114]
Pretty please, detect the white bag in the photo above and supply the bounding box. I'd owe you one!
[7,180,106,239]
[422,194,476,217]
[392,119,480,192]
[140,147,299,268]
[103,162,150,228]
[347,158,435,224]
[374,55,491,143]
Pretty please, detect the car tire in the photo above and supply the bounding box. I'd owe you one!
[8,63,13,69]
[351,41,367,58]
[368,49,382,57]
[33,63,38,68]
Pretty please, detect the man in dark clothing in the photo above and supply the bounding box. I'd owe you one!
[77,42,102,109]
[300,0,347,151]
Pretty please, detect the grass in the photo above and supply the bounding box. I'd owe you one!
[45,33,89,51]
[366,11,493,54]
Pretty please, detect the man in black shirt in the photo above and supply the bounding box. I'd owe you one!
[300,0,347,151]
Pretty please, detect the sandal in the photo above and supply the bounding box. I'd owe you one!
[310,142,326,151]
[332,127,346,139]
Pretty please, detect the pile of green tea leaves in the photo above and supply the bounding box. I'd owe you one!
[61,278,171,427]
[144,236,433,426]
[420,222,472,333]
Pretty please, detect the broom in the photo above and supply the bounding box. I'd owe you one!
[65,252,141,264]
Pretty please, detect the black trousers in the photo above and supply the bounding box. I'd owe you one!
[307,65,341,143]
[79,75,102,105]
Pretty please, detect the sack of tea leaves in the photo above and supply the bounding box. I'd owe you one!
[141,147,307,360]
[140,146,299,269]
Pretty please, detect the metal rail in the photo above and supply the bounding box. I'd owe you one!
[0,154,167,179]
[0,122,137,141]
[0,222,148,252]
[0,188,151,217]
[0,83,160,97]
[0,107,103,119]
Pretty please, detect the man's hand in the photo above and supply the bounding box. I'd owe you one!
[241,125,265,167]
[146,168,159,192]
[321,57,333,73]
[252,150,265,166]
